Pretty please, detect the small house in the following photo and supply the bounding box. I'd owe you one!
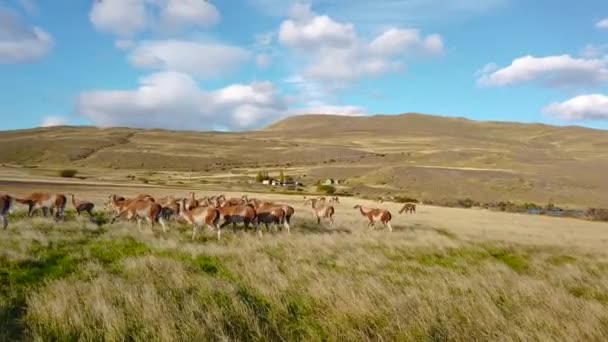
[324,178,335,185]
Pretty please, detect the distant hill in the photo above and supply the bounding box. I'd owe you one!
[1,113,607,207]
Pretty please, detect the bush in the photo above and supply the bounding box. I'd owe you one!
[586,208,608,222]
[394,196,419,203]
[58,169,78,178]
[316,184,336,194]
[456,198,479,209]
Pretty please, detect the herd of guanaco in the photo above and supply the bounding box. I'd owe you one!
[0,191,417,237]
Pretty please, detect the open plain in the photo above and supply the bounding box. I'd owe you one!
[1,114,608,341]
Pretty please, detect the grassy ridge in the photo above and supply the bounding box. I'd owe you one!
[2,113,608,207]
[1,213,608,341]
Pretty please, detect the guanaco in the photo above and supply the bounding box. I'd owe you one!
[353,205,393,232]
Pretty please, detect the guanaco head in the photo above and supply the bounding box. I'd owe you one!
[353,204,362,209]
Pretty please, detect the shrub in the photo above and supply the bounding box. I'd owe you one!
[456,198,479,209]
[316,185,336,194]
[586,208,608,222]
[394,196,419,203]
[58,169,78,178]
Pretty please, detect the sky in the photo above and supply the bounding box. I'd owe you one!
[1,0,608,131]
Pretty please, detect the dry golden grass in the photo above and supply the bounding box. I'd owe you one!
[2,113,608,207]
[2,190,608,341]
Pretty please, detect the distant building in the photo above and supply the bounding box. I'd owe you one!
[262,179,271,185]
[324,178,335,185]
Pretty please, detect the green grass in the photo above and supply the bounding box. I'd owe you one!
[1,215,608,341]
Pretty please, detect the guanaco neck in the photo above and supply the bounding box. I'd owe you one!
[357,206,370,216]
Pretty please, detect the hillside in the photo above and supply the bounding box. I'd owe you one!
[1,113,608,207]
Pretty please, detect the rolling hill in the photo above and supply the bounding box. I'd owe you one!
[1,113,607,207]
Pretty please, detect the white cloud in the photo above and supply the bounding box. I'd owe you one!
[369,28,443,57]
[279,3,356,49]
[256,53,271,68]
[160,0,219,31]
[114,39,135,51]
[596,18,608,30]
[77,71,289,131]
[475,62,498,76]
[289,103,367,116]
[543,94,608,121]
[89,0,220,37]
[89,0,147,37]
[477,55,608,88]
[128,40,250,78]
[278,3,442,85]
[40,116,67,127]
[0,9,53,63]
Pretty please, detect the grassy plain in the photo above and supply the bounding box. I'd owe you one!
[1,113,608,340]
[1,189,608,341]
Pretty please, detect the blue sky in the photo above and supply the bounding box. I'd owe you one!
[1,0,608,131]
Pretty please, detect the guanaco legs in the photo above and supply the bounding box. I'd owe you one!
[353,205,393,232]
[248,199,290,233]
[15,192,67,221]
[328,196,340,204]
[109,195,167,232]
[178,198,221,240]
[306,198,335,227]
[213,199,260,236]
[1,194,13,229]
[70,193,95,219]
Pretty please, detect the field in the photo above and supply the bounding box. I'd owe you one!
[2,113,608,340]
[2,185,608,341]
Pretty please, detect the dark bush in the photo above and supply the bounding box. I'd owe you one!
[456,198,479,208]
[586,208,608,222]
[58,169,78,178]
[394,196,419,203]
[316,184,336,194]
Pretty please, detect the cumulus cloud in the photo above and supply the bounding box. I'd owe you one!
[543,94,608,121]
[289,104,367,116]
[0,9,53,63]
[114,39,135,51]
[279,3,356,49]
[89,0,147,37]
[40,116,67,127]
[477,55,608,88]
[89,0,219,37]
[128,40,250,78]
[278,3,442,85]
[77,71,289,131]
[160,0,220,30]
[596,18,608,30]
